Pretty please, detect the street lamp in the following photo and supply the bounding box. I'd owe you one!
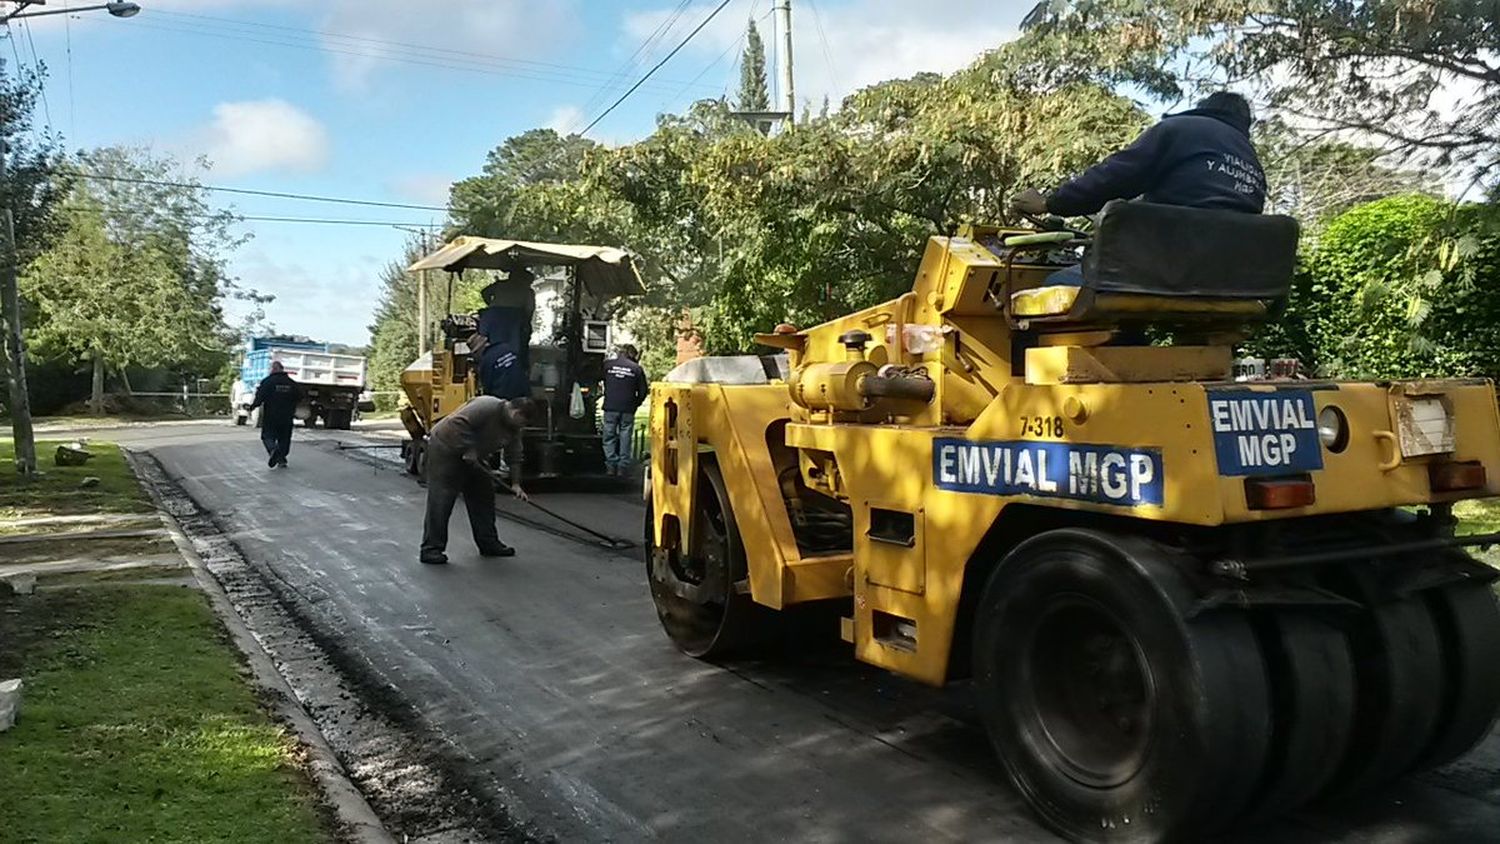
[1,3,139,22]
[0,1,141,475]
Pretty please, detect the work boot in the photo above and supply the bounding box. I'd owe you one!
[267,455,277,468]
[478,542,516,558]
[419,551,449,565]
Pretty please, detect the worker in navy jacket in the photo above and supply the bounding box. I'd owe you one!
[1015,91,1267,217]
[1011,92,1267,284]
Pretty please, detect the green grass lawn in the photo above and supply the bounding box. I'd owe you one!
[1454,498,1500,535]
[0,440,155,533]
[0,585,329,844]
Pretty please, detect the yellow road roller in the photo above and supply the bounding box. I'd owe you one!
[645,200,1500,841]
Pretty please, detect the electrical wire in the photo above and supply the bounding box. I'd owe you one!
[97,12,715,97]
[63,5,74,137]
[63,170,451,213]
[152,8,715,87]
[805,0,842,98]
[19,19,51,131]
[60,203,440,229]
[577,0,738,138]
[575,0,694,125]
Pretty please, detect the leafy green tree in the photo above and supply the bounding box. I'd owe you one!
[1264,195,1500,378]
[22,207,220,413]
[447,129,599,239]
[21,148,251,413]
[1258,128,1438,230]
[738,18,771,112]
[1019,0,1500,189]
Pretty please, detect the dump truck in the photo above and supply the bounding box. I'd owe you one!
[645,201,1500,842]
[233,337,369,430]
[399,237,644,479]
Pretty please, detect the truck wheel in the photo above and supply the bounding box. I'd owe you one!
[403,439,426,477]
[1417,579,1500,768]
[328,409,353,430]
[646,462,769,658]
[972,530,1271,842]
[1326,581,1443,795]
[234,415,247,427]
[1246,610,1355,817]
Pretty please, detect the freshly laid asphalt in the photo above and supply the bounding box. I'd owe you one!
[73,420,1500,842]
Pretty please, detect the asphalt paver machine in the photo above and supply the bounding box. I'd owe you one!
[645,200,1500,841]
[399,237,644,480]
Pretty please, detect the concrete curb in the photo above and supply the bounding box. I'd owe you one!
[122,449,395,844]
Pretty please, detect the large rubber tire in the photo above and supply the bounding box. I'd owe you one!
[1418,580,1500,768]
[327,409,353,430]
[1247,610,1356,817]
[402,439,426,477]
[234,414,247,427]
[973,530,1272,842]
[1328,589,1444,795]
[646,462,769,658]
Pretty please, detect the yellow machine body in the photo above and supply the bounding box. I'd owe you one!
[648,228,1500,686]
[399,349,475,437]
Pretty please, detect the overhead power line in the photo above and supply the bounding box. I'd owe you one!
[578,0,738,138]
[64,170,451,213]
[93,11,718,97]
[61,203,439,229]
[577,0,695,124]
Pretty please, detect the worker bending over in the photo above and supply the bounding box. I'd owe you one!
[420,395,533,566]
[1011,91,1267,284]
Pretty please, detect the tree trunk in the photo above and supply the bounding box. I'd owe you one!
[119,366,133,395]
[90,350,105,416]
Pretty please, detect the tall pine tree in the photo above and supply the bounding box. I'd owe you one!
[737,19,770,112]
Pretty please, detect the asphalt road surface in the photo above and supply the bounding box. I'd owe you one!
[65,420,1500,842]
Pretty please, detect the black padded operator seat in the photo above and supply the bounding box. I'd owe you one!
[1010,200,1301,327]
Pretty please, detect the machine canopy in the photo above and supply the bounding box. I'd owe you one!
[407,236,646,299]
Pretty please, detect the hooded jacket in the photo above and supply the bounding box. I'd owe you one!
[1046,106,1267,217]
[250,371,301,425]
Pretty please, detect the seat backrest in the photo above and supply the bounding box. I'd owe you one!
[1081,201,1299,299]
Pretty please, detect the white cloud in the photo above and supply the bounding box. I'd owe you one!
[545,105,584,133]
[227,246,384,345]
[307,0,581,91]
[621,0,1023,114]
[194,99,330,178]
[387,173,453,207]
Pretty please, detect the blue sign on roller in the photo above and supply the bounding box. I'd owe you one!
[1207,390,1324,476]
[933,438,1164,507]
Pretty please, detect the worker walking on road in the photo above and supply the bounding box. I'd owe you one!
[420,395,533,565]
[601,344,648,477]
[249,360,301,469]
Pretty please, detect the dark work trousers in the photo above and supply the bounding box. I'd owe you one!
[260,418,295,465]
[421,442,502,557]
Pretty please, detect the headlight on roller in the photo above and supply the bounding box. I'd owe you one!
[1318,406,1349,453]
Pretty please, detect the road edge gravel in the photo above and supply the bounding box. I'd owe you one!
[124,448,540,844]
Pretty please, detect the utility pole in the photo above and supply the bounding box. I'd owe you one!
[395,225,435,355]
[0,125,37,475]
[415,230,430,356]
[774,0,794,121]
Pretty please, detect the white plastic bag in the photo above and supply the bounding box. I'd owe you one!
[569,382,586,419]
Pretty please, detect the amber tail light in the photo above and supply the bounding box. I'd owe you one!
[1245,476,1316,510]
[1429,460,1487,493]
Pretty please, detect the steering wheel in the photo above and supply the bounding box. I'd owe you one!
[1018,210,1090,240]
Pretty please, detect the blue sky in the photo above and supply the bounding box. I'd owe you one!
[14,0,1025,345]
